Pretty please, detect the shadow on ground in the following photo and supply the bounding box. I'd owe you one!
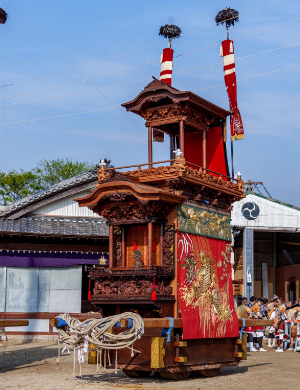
[0,343,59,373]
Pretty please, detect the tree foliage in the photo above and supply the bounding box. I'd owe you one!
[0,158,95,205]
[36,158,95,187]
[0,169,42,205]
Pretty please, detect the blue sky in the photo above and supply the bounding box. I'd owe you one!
[0,0,300,205]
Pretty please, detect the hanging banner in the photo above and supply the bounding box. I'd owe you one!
[160,47,173,85]
[178,205,231,242]
[153,128,164,142]
[220,39,244,141]
[177,231,239,339]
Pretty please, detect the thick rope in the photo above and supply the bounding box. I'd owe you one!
[57,312,144,351]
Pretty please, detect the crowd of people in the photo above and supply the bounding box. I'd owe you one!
[237,295,300,352]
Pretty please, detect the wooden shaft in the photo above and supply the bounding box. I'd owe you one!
[109,225,114,269]
[238,319,274,327]
[148,222,153,266]
[148,126,153,168]
[222,120,227,142]
[179,120,184,157]
[50,317,273,329]
[160,223,164,267]
[202,130,206,169]
[0,320,29,327]
[121,227,126,267]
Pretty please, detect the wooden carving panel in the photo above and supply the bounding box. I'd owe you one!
[163,231,174,273]
[113,229,122,267]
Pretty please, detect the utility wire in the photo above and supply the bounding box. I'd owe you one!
[262,184,272,198]
[0,106,118,126]
[254,184,263,195]
[193,62,300,92]
[0,61,159,100]
[175,16,300,58]
[1,60,299,127]
[1,41,299,108]
[0,0,285,89]
[4,0,144,131]
[181,0,285,36]
[1,17,299,102]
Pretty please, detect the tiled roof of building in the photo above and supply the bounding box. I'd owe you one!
[246,192,300,212]
[0,170,97,218]
[0,215,108,237]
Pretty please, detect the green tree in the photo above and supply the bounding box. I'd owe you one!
[36,158,95,187]
[0,169,42,205]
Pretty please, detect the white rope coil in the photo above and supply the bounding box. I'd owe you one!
[56,312,144,351]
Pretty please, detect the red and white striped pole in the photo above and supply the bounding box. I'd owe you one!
[159,47,173,86]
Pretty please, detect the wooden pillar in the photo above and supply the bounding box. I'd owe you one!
[273,232,277,295]
[109,225,114,269]
[170,135,175,164]
[179,120,184,157]
[148,126,153,168]
[160,223,164,267]
[202,130,207,169]
[121,227,126,267]
[148,222,153,266]
[262,262,268,300]
[222,119,227,142]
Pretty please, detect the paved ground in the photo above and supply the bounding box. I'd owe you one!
[0,341,299,390]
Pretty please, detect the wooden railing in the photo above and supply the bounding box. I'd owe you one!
[101,159,239,184]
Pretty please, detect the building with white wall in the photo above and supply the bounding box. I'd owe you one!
[0,171,109,340]
[231,192,300,304]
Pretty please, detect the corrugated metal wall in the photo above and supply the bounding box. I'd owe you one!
[243,228,254,298]
[30,190,98,217]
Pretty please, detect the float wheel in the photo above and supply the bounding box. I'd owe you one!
[198,368,220,377]
[159,371,190,380]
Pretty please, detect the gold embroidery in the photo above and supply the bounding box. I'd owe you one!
[178,205,231,241]
[180,246,233,337]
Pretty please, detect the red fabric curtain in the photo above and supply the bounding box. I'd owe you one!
[206,127,227,177]
[177,231,239,340]
[184,127,228,177]
[184,132,203,167]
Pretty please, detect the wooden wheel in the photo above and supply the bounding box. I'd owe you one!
[198,368,220,377]
[160,371,190,380]
[122,370,152,378]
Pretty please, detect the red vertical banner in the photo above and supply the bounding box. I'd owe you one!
[177,231,239,339]
[220,40,244,141]
[160,47,173,86]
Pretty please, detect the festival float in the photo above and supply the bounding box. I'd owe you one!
[51,10,272,380]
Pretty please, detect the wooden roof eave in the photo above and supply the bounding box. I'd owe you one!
[74,180,185,208]
[122,85,230,120]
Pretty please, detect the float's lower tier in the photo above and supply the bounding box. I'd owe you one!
[116,329,243,379]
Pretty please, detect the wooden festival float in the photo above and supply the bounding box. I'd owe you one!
[71,77,255,380]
